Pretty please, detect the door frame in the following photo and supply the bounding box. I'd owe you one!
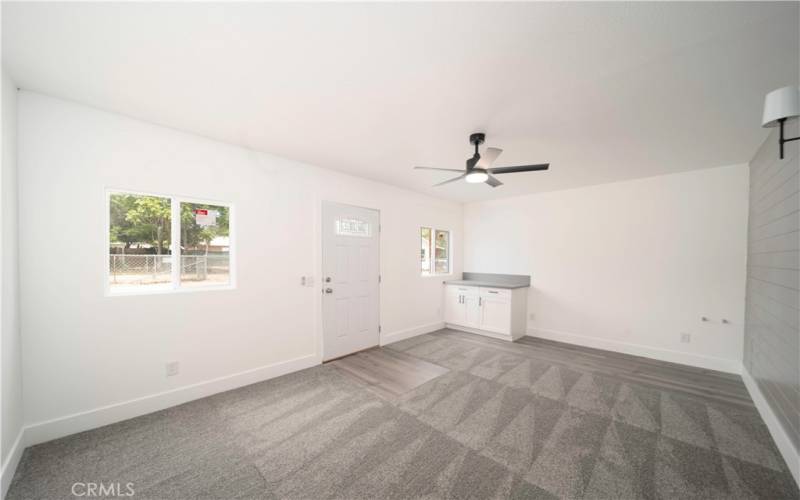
[320,200,381,361]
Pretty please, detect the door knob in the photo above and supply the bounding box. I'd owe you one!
[325,288,334,294]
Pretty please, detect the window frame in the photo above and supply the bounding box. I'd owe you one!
[104,188,236,296]
[420,226,453,277]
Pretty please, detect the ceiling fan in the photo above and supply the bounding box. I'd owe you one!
[414,133,549,188]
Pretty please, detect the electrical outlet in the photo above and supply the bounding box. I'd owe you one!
[166,361,180,377]
[680,333,691,343]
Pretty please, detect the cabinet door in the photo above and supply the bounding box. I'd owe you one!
[480,295,512,334]
[464,294,482,327]
[444,287,465,325]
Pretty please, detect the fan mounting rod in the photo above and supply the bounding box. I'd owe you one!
[469,133,485,155]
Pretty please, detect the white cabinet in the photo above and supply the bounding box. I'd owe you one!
[464,294,482,327]
[445,286,480,327]
[444,286,464,325]
[443,284,528,341]
[479,289,512,334]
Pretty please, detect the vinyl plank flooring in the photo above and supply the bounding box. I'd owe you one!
[329,346,450,398]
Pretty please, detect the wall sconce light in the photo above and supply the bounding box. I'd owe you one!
[762,85,800,159]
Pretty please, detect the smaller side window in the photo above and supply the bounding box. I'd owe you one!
[434,230,450,274]
[420,226,451,276]
[420,227,432,275]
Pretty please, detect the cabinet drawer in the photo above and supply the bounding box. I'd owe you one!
[479,287,511,299]
[451,285,479,295]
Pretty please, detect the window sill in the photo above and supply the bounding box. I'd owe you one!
[421,273,454,278]
[105,284,236,297]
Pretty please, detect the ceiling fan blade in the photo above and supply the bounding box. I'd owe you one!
[476,147,503,169]
[489,163,550,174]
[484,174,503,187]
[414,166,465,172]
[432,174,467,187]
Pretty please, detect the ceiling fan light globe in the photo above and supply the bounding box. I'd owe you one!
[465,171,489,183]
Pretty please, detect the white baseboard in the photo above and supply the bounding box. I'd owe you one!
[741,366,800,487]
[23,354,320,448]
[19,320,446,454]
[445,323,516,342]
[1,428,24,499]
[381,321,444,346]
[527,327,741,374]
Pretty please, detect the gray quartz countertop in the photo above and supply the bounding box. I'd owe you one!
[444,272,531,289]
[444,279,529,289]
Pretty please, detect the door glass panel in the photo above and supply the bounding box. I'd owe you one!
[335,217,371,237]
[180,202,230,287]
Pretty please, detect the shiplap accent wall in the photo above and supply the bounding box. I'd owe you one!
[744,119,800,453]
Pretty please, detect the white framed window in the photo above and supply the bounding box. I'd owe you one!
[107,190,234,295]
[420,227,451,276]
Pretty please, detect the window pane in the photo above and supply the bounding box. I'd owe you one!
[434,230,450,274]
[109,193,172,291]
[420,227,432,275]
[180,203,230,287]
[336,217,371,237]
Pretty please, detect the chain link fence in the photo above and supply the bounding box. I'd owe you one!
[109,254,230,285]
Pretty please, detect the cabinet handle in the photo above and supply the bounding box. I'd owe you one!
[488,290,499,294]
[479,297,482,306]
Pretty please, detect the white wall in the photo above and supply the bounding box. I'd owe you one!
[17,92,462,443]
[1,69,23,496]
[464,165,749,372]
[12,89,751,456]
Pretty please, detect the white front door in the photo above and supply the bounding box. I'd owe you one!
[322,202,380,361]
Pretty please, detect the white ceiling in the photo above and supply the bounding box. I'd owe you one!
[3,2,798,202]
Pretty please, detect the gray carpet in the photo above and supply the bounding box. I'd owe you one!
[8,331,799,499]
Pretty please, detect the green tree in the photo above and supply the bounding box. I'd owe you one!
[110,195,171,254]
[110,195,230,255]
[109,194,139,250]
